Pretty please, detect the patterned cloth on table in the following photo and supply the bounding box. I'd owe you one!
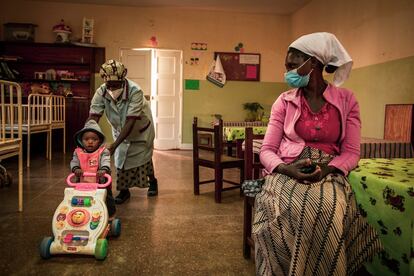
[253,147,382,276]
[223,126,267,141]
[348,158,414,276]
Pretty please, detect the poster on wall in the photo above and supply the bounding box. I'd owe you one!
[214,52,260,81]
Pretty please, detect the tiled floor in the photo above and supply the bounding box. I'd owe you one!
[0,150,254,275]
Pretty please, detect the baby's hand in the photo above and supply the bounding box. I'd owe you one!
[74,169,83,177]
[97,170,106,177]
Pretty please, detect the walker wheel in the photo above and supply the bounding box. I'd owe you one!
[39,236,53,259]
[94,238,108,260]
[110,219,121,237]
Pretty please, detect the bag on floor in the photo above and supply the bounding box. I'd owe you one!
[242,178,265,197]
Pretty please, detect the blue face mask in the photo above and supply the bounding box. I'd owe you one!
[284,58,313,88]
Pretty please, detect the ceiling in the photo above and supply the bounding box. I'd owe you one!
[33,0,311,15]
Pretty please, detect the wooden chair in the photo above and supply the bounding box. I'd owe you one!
[49,95,66,158]
[0,80,24,211]
[192,117,244,203]
[243,127,265,259]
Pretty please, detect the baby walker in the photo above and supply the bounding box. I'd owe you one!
[40,172,121,260]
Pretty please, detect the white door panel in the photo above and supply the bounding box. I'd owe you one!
[158,79,176,96]
[120,48,182,150]
[119,49,151,96]
[157,100,175,118]
[158,56,176,74]
[156,122,175,140]
[152,50,182,150]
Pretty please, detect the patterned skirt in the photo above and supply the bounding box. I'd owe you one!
[253,147,382,276]
[116,160,154,190]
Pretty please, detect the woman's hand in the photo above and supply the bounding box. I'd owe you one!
[314,163,338,179]
[106,143,117,156]
[276,159,322,183]
[276,159,338,183]
[107,118,136,156]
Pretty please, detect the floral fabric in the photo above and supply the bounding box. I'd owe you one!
[223,126,267,141]
[348,158,414,276]
[295,95,341,155]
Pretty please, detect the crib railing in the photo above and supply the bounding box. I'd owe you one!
[0,80,23,211]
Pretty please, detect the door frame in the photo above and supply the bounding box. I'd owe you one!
[119,47,184,149]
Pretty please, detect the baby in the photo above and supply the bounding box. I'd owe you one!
[70,120,116,219]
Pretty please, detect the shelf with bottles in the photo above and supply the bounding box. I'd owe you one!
[0,41,104,99]
[20,78,90,83]
[0,41,95,64]
[1,59,91,67]
[18,81,88,98]
[6,61,90,78]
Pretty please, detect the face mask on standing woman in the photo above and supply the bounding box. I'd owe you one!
[107,87,123,100]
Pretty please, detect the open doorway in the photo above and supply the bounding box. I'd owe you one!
[120,48,183,150]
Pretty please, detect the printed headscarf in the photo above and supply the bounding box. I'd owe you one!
[289,32,353,86]
[99,59,127,81]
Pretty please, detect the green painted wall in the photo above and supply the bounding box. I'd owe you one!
[340,55,414,139]
[98,56,414,146]
[182,80,288,144]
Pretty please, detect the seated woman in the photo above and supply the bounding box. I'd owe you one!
[254,32,382,275]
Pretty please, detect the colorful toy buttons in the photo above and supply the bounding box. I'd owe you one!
[90,211,101,230]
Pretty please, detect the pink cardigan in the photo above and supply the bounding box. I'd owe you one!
[260,84,361,176]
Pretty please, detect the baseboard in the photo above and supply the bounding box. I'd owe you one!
[180,143,193,150]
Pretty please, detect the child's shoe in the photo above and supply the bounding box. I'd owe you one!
[147,179,158,197]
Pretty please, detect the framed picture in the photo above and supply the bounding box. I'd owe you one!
[82,18,94,44]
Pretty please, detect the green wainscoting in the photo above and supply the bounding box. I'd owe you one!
[96,56,414,147]
[335,56,414,139]
[182,80,288,144]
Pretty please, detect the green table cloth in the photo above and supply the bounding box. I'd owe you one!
[223,126,267,141]
[348,158,414,276]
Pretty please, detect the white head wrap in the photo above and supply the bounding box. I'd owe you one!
[289,32,353,86]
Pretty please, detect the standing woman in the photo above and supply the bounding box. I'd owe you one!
[254,33,382,275]
[88,60,158,204]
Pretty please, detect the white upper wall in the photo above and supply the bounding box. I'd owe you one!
[1,0,413,81]
[0,0,291,81]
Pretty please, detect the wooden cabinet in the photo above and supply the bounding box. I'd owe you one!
[0,41,104,98]
[0,41,105,151]
[65,97,90,150]
[384,104,414,144]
